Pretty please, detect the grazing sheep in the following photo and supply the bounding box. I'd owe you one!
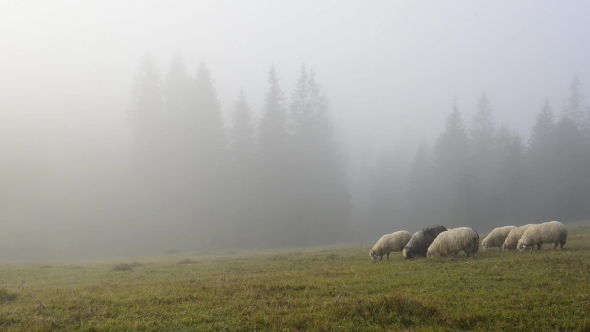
[427,227,480,258]
[482,226,517,250]
[402,225,448,260]
[517,221,567,252]
[369,230,412,262]
[501,224,536,250]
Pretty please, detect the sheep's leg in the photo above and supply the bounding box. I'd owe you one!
[537,244,542,250]
[380,255,383,261]
[386,253,389,260]
[554,243,558,250]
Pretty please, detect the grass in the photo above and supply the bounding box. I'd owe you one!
[1,227,590,331]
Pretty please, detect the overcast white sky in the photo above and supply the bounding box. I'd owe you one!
[1,0,590,157]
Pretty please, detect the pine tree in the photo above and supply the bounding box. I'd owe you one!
[231,89,255,164]
[529,98,555,152]
[259,65,287,166]
[257,65,289,247]
[434,99,469,170]
[470,92,496,162]
[432,99,474,227]
[128,51,162,143]
[524,99,558,221]
[190,61,228,244]
[469,92,497,226]
[193,61,227,160]
[164,52,192,120]
[562,75,586,130]
[127,51,166,236]
[406,137,434,226]
[228,89,258,246]
[493,124,525,222]
[287,65,350,245]
[551,118,589,220]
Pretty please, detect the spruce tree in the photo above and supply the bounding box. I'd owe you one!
[259,65,287,166]
[562,75,586,130]
[470,92,496,163]
[128,51,162,143]
[432,99,474,227]
[231,89,255,164]
[191,61,228,244]
[257,65,289,247]
[406,137,434,226]
[287,65,350,245]
[164,52,192,120]
[228,89,257,246]
[127,51,166,237]
[469,92,497,226]
[493,124,524,222]
[551,118,589,220]
[529,98,555,152]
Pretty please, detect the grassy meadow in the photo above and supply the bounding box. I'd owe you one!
[1,226,590,331]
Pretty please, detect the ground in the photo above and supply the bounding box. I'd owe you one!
[1,226,590,331]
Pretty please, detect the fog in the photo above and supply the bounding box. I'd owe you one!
[2,1,590,262]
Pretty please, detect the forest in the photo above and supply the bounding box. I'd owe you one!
[127,51,590,252]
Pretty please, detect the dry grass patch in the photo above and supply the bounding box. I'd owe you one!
[113,262,143,271]
[0,288,17,303]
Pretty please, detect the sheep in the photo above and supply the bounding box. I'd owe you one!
[482,226,517,250]
[517,221,567,252]
[427,227,480,258]
[501,224,535,250]
[369,230,412,262]
[402,225,447,260]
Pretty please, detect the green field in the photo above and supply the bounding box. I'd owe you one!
[1,227,590,331]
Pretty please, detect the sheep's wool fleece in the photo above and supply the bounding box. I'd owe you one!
[371,230,412,256]
[427,227,479,257]
[518,221,567,249]
[482,225,516,249]
[502,224,535,249]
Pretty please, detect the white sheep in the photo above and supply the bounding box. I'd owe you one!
[427,227,479,258]
[482,226,516,250]
[501,224,535,250]
[517,221,567,252]
[369,230,412,262]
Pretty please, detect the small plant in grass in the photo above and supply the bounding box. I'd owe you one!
[0,287,17,303]
[113,262,143,271]
[178,258,198,265]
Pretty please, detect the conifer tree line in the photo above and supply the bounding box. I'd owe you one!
[129,51,590,249]
[128,52,350,249]
[363,76,590,237]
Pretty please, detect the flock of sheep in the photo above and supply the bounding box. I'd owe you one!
[369,221,568,262]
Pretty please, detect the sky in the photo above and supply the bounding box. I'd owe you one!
[2,1,589,147]
[1,1,590,257]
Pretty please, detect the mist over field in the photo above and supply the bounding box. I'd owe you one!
[1,1,590,262]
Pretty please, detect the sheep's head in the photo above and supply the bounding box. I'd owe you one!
[482,242,489,250]
[369,250,378,262]
[402,248,414,260]
[426,248,433,258]
[517,239,528,252]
